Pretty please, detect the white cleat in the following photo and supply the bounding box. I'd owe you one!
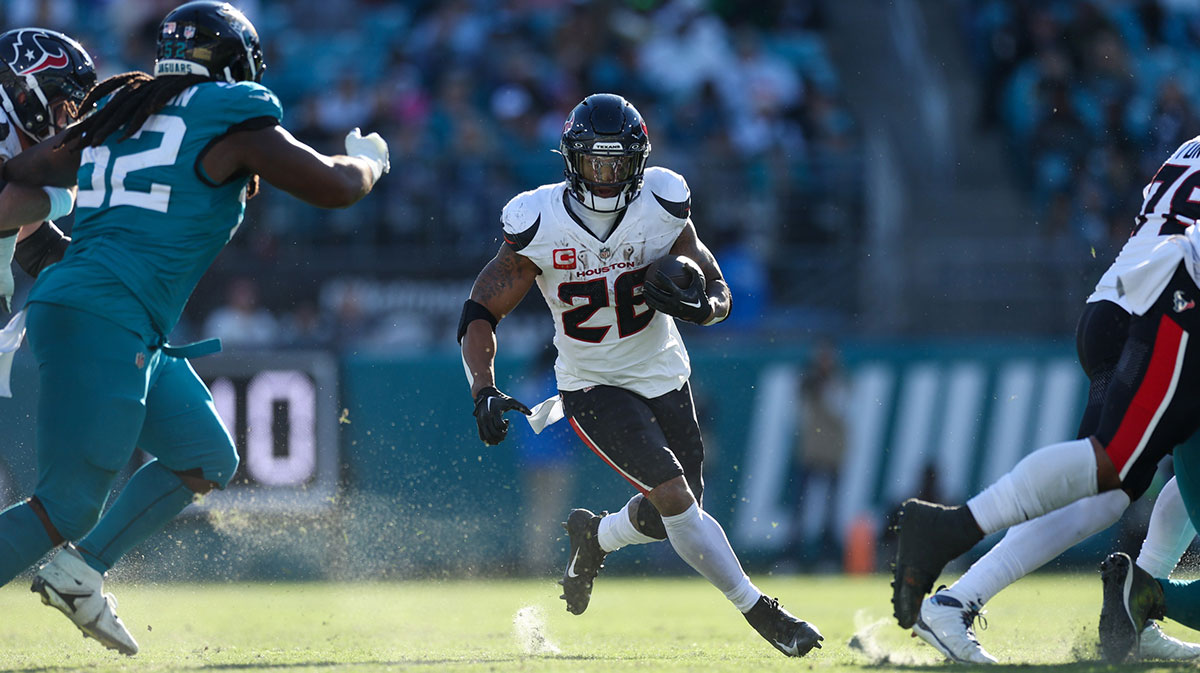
[912,588,998,665]
[31,545,139,655]
[1138,621,1200,660]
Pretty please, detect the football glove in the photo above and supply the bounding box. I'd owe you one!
[344,127,390,184]
[0,230,16,313]
[473,385,531,445]
[642,265,712,324]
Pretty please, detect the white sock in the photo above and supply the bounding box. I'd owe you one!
[951,489,1129,605]
[1137,476,1197,578]
[597,495,660,553]
[661,503,762,612]
[966,438,1099,535]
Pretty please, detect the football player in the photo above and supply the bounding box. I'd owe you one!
[459,93,823,658]
[0,27,97,312]
[0,0,388,655]
[892,134,1200,663]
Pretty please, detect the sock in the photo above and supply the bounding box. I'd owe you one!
[951,489,1129,605]
[967,438,1099,535]
[1137,477,1197,579]
[76,460,195,574]
[1162,578,1200,630]
[597,495,659,553]
[661,503,762,612]
[0,500,55,586]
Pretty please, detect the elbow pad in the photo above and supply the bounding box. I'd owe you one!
[457,299,498,344]
[15,221,69,278]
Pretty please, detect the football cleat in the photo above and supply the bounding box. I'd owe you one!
[31,545,138,655]
[1139,621,1200,660]
[891,499,984,628]
[1099,552,1165,664]
[558,508,608,615]
[912,587,997,664]
[743,595,823,657]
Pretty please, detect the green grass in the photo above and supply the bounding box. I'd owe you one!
[0,573,1193,672]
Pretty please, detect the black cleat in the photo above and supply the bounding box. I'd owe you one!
[1099,552,1166,663]
[891,499,984,629]
[558,508,607,615]
[744,595,823,657]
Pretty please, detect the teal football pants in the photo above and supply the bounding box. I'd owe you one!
[1157,443,1200,628]
[25,302,238,542]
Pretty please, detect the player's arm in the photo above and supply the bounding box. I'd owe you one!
[644,220,731,325]
[203,124,387,209]
[0,182,56,232]
[0,146,78,311]
[460,244,539,444]
[1,129,84,188]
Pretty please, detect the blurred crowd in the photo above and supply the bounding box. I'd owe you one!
[962,0,1200,258]
[3,0,861,351]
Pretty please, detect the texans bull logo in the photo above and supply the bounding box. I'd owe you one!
[5,30,69,76]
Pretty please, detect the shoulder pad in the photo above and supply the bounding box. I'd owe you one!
[500,185,552,251]
[644,166,691,220]
[203,81,284,126]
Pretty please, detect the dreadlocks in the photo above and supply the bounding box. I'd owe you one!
[60,71,207,148]
[60,71,260,197]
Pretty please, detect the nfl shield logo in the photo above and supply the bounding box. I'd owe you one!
[184,25,196,39]
[599,246,612,261]
[135,352,146,369]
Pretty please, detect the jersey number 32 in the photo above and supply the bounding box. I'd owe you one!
[77,114,186,213]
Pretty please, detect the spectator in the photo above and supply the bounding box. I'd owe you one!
[791,339,849,569]
[203,278,279,349]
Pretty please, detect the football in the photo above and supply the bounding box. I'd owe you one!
[645,254,700,290]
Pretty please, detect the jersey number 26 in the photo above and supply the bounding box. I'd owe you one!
[558,267,654,342]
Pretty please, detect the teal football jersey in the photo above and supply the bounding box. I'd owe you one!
[29,80,283,340]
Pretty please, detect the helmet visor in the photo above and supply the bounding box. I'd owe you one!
[576,154,636,197]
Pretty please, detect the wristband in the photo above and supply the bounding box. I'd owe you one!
[42,186,74,221]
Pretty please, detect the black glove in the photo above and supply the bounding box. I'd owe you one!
[472,385,532,445]
[642,266,712,324]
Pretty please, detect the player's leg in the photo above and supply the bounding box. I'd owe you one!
[640,384,758,610]
[895,300,1179,628]
[15,303,152,655]
[1130,475,1200,660]
[648,383,825,657]
[72,355,238,574]
[1139,447,1200,636]
[566,383,820,657]
[558,385,684,616]
[913,301,1135,661]
[1096,268,1200,661]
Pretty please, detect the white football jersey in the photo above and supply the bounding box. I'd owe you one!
[502,167,693,398]
[1090,135,1200,311]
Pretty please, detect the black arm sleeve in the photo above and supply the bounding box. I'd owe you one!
[15,221,69,278]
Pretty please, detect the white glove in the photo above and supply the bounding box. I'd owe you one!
[0,232,15,313]
[345,127,390,184]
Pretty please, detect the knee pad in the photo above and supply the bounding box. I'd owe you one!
[635,496,668,540]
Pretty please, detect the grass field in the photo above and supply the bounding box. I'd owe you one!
[0,572,1191,672]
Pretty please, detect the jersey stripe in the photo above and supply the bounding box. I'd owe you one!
[1106,315,1187,479]
[568,416,652,493]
